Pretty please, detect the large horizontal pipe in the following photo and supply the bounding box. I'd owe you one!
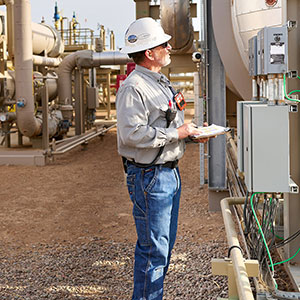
[0,1,64,58]
[57,50,132,106]
[32,23,64,57]
[221,197,255,300]
[32,55,62,67]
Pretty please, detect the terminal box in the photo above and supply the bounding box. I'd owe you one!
[238,103,290,193]
[256,26,288,75]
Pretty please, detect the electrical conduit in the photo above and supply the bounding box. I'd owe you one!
[221,197,255,300]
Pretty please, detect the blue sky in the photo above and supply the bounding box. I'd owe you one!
[1,0,200,50]
[30,0,136,49]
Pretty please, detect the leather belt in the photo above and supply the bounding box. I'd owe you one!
[127,159,178,169]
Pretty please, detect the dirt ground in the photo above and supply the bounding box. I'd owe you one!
[0,127,228,299]
[0,128,225,248]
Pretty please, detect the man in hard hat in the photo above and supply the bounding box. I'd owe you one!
[116,17,208,300]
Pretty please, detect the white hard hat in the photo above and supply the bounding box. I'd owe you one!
[120,17,171,54]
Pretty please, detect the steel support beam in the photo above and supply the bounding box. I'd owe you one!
[207,0,227,209]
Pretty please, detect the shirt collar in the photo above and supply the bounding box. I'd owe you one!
[135,65,170,85]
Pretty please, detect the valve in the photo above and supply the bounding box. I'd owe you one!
[17,98,26,108]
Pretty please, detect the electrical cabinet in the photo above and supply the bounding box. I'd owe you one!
[243,104,290,192]
[87,87,99,109]
[257,26,288,75]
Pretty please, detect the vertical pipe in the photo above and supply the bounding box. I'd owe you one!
[42,83,49,150]
[100,25,106,51]
[6,0,14,59]
[106,72,111,120]
[14,0,41,137]
[267,74,276,105]
[75,69,83,135]
[278,74,285,105]
[110,30,115,50]
[80,71,85,134]
[194,71,204,187]
[252,77,258,100]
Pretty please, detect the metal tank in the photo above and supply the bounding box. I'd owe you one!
[211,0,286,99]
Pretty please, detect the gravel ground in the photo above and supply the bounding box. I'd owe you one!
[0,237,227,299]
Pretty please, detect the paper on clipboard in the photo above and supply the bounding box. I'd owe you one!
[191,124,231,139]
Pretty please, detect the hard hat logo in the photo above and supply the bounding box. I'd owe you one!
[139,33,151,40]
[121,17,171,55]
[128,35,137,44]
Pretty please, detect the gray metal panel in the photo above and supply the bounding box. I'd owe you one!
[244,104,290,192]
[257,29,262,76]
[248,36,257,76]
[243,104,252,191]
[87,87,99,109]
[237,101,266,173]
[207,0,226,191]
[258,26,288,75]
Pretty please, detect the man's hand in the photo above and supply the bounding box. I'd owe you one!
[177,123,202,139]
[177,122,212,143]
[191,122,210,143]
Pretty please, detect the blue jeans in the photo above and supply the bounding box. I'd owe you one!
[126,164,181,300]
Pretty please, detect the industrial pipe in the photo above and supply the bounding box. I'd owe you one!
[160,0,195,54]
[57,50,132,107]
[1,1,64,58]
[1,0,15,59]
[32,23,64,57]
[14,0,41,137]
[52,124,116,155]
[32,55,62,67]
[221,197,255,300]
[33,71,58,101]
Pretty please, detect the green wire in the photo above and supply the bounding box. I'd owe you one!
[288,90,300,96]
[283,73,300,102]
[274,233,284,240]
[250,192,278,289]
[271,246,300,267]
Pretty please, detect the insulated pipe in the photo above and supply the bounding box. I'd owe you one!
[34,71,58,101]
[14,0,41,137]
[32,23,64,57]
[2,0,15,59]
[57,50,132,106]
[160,0,194,54]
[1,1,64,58]
[32,55,62,67]
[221,197,255,300]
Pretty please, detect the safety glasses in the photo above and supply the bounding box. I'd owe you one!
[149,42,169,50]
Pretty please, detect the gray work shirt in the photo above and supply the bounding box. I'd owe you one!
[116,64,185,164]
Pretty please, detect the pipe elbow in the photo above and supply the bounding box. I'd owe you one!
[16,110,42,137]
